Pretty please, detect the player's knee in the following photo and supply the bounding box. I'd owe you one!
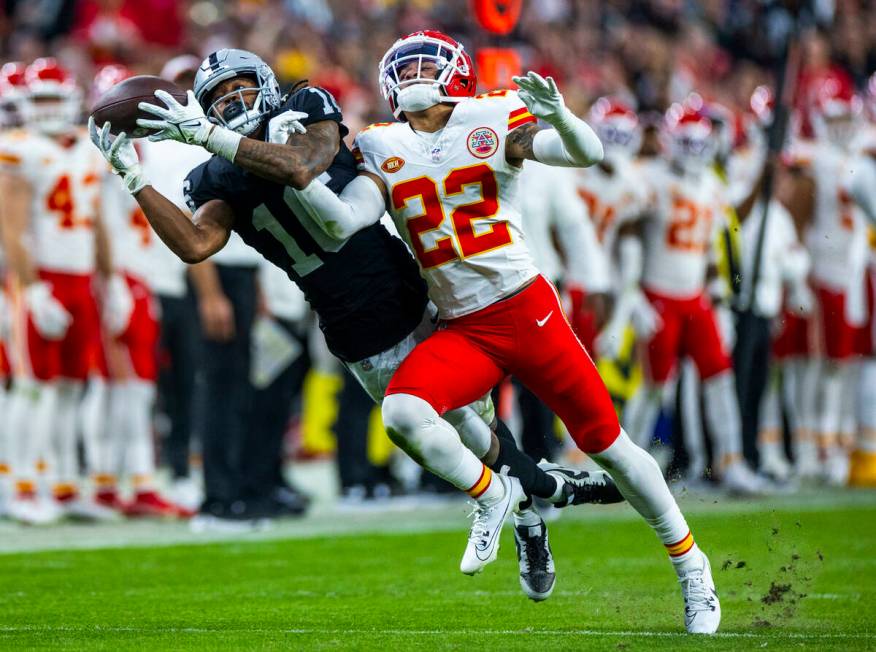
[591,428,659,479]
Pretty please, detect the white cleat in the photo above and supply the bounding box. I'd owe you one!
[823,451,850,487]
[59,497,121,522]
[679,551,721,634]
[8,495,62,525]
[721,462,773,496]
[759,451,792,483]
[460,474,523,575]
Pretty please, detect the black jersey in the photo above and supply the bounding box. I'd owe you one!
[185,86,427,362]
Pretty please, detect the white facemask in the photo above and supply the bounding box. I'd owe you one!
[395,83,442,115]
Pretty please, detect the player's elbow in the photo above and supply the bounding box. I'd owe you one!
[177,240,213,265]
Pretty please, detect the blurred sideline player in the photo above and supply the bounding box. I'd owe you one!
[0,58,121,523]
[289,30,721,633]
[616,104,767,494]
[846,74,876,486]
[784,78,871,485]
[91,48,618,601]
[0,61,27,516]
[90,64,191,518]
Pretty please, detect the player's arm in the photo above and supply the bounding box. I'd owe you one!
[292,171,388,241]
[231,118,339,189]
[89,118,232,264]
[850,152,876,226]
[0,169,37,285]
[136,189,232,263]
[135,90,338,189]
[506,72,603,167]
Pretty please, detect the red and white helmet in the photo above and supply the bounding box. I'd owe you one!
[661,103,715,173]
[810,75,861,149]
[378,30,476,119]
[21,58,82,134]
[91,64,133,106]
[0,61,27,128]
[588,97,641,159]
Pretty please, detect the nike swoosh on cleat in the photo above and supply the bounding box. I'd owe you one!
[536,311,553,327]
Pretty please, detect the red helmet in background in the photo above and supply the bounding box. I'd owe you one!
[691,95,737,161]
[588,96,641,159]
[0,62,27,128]
[661,103,715,173]
[22,58,82,134]
[91,63,134,105]
[810,75,861,149]
[378,30,477,118]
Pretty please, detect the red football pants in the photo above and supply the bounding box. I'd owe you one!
[386,275,620,453]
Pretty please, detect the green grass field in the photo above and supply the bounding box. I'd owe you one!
[0,492,874,651]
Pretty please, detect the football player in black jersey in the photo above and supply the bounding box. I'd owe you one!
[88,48,621,598]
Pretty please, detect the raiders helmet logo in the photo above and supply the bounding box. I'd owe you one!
[381,156,405,173]
[467,127,499,158]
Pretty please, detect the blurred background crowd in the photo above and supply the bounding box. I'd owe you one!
[1,0,875,530]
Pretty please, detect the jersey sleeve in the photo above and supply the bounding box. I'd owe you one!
[351,125,391,175]
[183,159,237,214]
[286,86,348,138]
[0,132,37,177]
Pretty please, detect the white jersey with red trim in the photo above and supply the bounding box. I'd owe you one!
[574,156,646,275]
[0,128,102,274]
[353,89,540,319]
[792,139,869,293]
[100,171,157,285]
[640,160,728,299]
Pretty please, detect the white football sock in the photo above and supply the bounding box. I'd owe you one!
[8,379,57,495]
[680,361,706,477]
[0,382,10,498]
[790,358,820,464]
[622,384,662,450]
[818,361,844,453]
[52,381,83,498]
[858,359,876,452]
[445,405,492,459]
[382,393,504,503]
[757,369,784,459]
[513,505,543,527]
[124,379,157,488]
[590,430,701,574]
[702,370,743,470]
[80,377,114,489]
[839,361,859,449]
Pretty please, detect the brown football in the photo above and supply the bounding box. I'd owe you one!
[90,75,188,138]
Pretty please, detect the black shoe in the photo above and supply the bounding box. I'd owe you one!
[513,518,556,601]
[539,461,625,506]
[271,485,310,516]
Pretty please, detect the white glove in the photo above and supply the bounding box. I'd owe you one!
[267,110,308,144]
[787,280,815,316]
[89,117,148,195]
[137,90,242,161]
[629,289,662,340]
[595,313,628,360]
[102,274,135,336]
[25,282,72,340]
[512,71,567,126]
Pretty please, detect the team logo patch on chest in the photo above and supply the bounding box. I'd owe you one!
[467,127,499,159]
[381,156,405,173]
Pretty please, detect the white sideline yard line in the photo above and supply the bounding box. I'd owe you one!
[0,625,873,640]
[0,489,874,555]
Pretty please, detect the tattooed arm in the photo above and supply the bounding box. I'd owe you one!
[231,120,340,189]
[505,123,540,166]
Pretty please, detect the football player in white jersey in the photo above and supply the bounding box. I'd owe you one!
[0,58,119,523]
[845,85,876,486]
[785,79,871,485]
[617,104,767,495]
[285,30,720,633]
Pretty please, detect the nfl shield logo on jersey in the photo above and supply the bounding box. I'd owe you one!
[467,127,499,158]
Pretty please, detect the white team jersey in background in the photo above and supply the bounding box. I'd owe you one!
[796,140,868,294]
[574,157,646,282]
[640,161,728,298]
[353,89,539,319]
[139,140,212,297]
[0,128,103,274]
[101,171,158,285]
[518,161,609,292]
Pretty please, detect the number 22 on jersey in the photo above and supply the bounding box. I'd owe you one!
[666,195,712,253]
[391,163,511,269]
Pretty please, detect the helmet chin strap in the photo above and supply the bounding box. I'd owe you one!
[395,83,443,117]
